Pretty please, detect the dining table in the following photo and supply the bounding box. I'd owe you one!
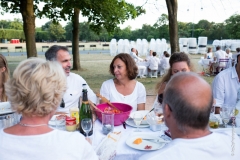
[92,119,169,160]
[91,115,240,160]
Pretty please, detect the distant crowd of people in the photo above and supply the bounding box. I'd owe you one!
[0,45,239,160]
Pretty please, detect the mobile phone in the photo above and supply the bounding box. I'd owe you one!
[164,129,171,138]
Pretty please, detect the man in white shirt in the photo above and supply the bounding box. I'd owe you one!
[45,45,97,113]
[212,54,240,112]
[130,48,146,78]
[147,52,160,73]
[140,72,240,160]
[212,46,226,73]
[130,48,144,62]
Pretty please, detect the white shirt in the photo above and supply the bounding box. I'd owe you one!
[146,55,153,61]
[205,52,213,59]
[214,50,226,62]
[0,129,98,160]
[139,130,240,160]
[130,52,143,62]
[148,56,160,70]
[59,72,97,113]
[100,79,146,111]
[225,52,233,59]
[212,66,240,107]
[160,57,170,69]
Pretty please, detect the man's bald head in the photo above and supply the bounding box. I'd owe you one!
[163,72,213,131]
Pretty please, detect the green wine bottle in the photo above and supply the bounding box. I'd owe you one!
[79,84,93,136]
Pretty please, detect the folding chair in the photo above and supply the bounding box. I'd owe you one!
[217,58,229,72]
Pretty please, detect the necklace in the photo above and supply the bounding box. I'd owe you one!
[18,122,48,127]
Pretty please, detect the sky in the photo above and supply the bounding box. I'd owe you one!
[1,0,240,30]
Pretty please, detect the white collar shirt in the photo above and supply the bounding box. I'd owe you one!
[212,66,240,107]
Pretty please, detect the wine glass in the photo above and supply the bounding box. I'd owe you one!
[133,112,143,132]
[81,118,93,139]
[220,106,235,128]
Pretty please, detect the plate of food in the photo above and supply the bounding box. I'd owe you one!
[126,133,167,151]
[130,110,150,125]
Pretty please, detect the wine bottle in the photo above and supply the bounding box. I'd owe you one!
[79,84,93,136]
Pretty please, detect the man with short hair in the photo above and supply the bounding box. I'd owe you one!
[130,48,146,78]
[212,53,240,109]
[140,72,240,160]
[45,45,97,113]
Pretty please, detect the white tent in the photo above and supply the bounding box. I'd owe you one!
[198,37,208,54]
[110,39,117,56]
[136,39,143,56]
[123,39,130,54]
[117,39,124,54]
[188,38,197,54]
[142,39,148,56]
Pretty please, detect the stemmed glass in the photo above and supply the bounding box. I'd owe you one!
[220,106,235,128]
[81,118,93,139]
[133,113,143,132]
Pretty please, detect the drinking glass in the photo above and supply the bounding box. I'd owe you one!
[102,113,114,135]
[81,118,93,138]
[220,105,235,128]
[133,113,143,132]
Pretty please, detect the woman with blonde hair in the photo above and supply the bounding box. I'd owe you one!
[0,54,9,102]
[0,58,98,160]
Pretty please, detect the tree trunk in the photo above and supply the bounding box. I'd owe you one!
[20,0,37,57]
[166,0,179,54]
[72,8,81,70]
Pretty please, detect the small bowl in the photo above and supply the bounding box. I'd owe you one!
[96,103,132,126]
[130,110,149,125]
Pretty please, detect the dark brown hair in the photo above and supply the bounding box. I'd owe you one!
[109,53,138,80]
[155,52,193,92]
[0,54,9,102]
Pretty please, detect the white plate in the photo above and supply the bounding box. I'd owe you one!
[125,118,149,128]
[130,110,149,125]
[126,133,166,151]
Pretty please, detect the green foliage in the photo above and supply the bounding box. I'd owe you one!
[41,0,145,34]
[48,22,65,41]
[225,14,240,39]
[0,29,24,40]
[35,31,50,42]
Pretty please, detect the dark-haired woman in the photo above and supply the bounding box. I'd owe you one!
[100,53,146,111]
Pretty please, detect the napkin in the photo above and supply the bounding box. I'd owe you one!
[95,131,121,160]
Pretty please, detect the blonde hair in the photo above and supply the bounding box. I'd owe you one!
[0,54,9,102]
[5,58,67,117]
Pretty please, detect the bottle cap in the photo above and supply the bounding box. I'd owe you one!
[82,84,87,90]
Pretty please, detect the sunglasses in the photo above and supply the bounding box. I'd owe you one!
[158,94,163,104]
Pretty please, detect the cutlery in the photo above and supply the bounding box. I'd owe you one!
[88,100,103,113]
[96,93,120,111]
[142,108,154,121]
[142,138,170,144]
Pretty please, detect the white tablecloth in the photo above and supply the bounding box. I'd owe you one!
[92,120,165,160]
[92,118,240,160]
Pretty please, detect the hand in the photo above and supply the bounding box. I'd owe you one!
[85,137,92,144]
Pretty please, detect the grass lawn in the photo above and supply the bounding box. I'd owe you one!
[5,53,215,95]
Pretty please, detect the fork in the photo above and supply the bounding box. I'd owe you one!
[142,138,170,144]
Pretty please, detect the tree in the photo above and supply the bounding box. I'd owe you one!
[225,14,240,39]
[165,0,179,53]
[0,0,40,57]
[9,18,23,30]
[48,22,66,41]
[43,0,145,70]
